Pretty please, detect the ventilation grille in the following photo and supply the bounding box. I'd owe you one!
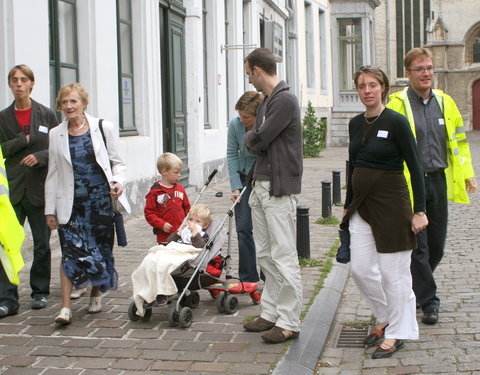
[335,325,369,348]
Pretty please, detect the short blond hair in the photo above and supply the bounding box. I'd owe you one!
[56,83,89,111]
[235,91,263,116]
[156,152,183,173]
[189,204,212,228]
[404,47,432,70]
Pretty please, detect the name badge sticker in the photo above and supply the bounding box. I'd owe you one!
[377,130,389,138]
[438,118,445,125]
[39,126,48,134]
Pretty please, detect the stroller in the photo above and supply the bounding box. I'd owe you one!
[128,169,261,328]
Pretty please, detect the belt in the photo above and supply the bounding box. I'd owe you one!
[424,169,444,177]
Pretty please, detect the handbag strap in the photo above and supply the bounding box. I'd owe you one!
[98,119,119,212]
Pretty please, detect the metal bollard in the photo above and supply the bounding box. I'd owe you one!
[321,180,332,218]
[332,170,342,205]
[296,205,310,259]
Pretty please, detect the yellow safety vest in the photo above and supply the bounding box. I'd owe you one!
[0,147,25,285]
[387,88,475,204]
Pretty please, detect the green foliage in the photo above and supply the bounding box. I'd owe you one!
[315,216,340,225]
[302,100,327,158]
[299,258,323,267]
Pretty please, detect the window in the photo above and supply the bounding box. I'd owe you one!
[202,0,211,129]
[395,0,425,77]
[305,2,315,89]
[116,0,136,133]
[338,18,362,91]
[49,0,79,114]
[318,8,327,91]
[473,33,480,63]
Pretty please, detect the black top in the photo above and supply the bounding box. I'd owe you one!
[345,107,425,213]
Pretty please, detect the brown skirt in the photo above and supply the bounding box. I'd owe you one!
[345,167,416,253]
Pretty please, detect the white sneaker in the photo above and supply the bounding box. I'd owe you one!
[88,296,102,313]
[54,307,72,325]
[70,288,87,299]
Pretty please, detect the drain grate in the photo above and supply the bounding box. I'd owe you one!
[335,325,369,348]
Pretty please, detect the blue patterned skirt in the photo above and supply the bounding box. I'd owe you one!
[58,131,118,292]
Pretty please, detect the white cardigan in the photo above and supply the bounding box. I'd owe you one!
[45,113,131,224]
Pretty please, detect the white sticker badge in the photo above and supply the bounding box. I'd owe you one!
[377,130,389,138]
[39,126,48,134]
[438,118,445,125]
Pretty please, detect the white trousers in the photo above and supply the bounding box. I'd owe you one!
[249,180,303,331]
[349,212,418,340]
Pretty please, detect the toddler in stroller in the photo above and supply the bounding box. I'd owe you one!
[130,204,215,318]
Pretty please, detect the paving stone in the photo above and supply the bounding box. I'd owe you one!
[73,358,114,369]
[0,355,36,367]
[387,366,420,375]
[110,358,153,370]
[189,361,231,372]
[228,362,272,374]
[150,360,192,371]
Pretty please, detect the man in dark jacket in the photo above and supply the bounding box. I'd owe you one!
[243,48,303,344]
[0,64,58,318]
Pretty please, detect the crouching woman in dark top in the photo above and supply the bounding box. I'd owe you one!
[342,66,428,359]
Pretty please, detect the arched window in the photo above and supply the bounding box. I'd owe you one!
[466,24,480,65]
[473,32,480,63]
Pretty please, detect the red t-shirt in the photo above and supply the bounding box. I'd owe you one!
[15,107,32,135]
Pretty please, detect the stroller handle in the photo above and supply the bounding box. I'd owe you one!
[205,169,218,186]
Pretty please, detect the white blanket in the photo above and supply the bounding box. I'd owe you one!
[131,242,202,316]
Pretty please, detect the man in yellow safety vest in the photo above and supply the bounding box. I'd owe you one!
[0,146,25,318]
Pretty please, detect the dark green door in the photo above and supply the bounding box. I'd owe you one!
[160,0,188,184]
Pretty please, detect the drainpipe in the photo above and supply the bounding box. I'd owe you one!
[286,0,299,98]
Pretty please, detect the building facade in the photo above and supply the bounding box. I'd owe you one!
[0,0,300,214]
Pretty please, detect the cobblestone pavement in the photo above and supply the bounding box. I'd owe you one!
[0,146,348,375]
[316,132,480,375]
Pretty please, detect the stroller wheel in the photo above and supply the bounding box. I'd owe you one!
[251,291,261,305]
[216,294,226,313]
[142,307,153,322]
[179,307,193,328]
[168,308,180,327]
[224,294,239,314]
[128,302,140,321]
[185,291,200,309]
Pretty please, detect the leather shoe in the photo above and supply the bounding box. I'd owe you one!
[31,296,48,310]
[363,324,388,346]
[372,339,405,359]
[422,309,438,324]
[0,305,17,318]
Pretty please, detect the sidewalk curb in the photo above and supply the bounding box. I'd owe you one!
[273,262,350,375]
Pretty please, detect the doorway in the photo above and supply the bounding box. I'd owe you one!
[473,79,480,130]
[159,1,189,184]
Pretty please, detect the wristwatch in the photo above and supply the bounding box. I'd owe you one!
[414,211,426,216]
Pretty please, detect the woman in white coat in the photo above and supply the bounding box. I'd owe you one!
[45,83,130,324]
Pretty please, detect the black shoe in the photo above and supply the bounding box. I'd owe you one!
[421,309,438,325]
[31,296,48,310]
[0,305,18,318]
[363,324,388,346]
[372,340,405,359]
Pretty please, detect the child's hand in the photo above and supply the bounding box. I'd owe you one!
[187,221,198,236]
[163,222,173,233]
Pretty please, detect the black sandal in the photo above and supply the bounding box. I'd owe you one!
[372,339,405,359]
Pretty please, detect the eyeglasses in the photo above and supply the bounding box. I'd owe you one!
[407,66,434,73]
[358,65,380,71]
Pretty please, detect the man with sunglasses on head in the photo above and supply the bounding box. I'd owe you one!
[387,47,477,325]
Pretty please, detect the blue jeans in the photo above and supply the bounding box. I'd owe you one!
[411,172,447,311]
[0,196,51,310]
[235,185,260,282]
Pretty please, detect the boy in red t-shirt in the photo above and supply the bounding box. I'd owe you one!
[144,153,190,243]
